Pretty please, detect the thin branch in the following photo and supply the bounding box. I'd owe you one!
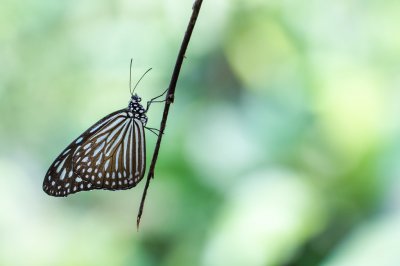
[137,0,204,229]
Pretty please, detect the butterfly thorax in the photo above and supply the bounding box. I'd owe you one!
[128,94,148,125]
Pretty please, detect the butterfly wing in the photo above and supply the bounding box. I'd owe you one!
[72,112,146,190]
[43,109,146,197]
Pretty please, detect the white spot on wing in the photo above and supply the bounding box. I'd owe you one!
[134,120,140,173]
[96,134,107,143]
[136,119,145,173]
[60,169,66,180]
[115,146,121,170]
[104,159,110,170]
[93,142,105,156]
[96,153,103,166]
[123,123,131,170]
[56,157,68,173]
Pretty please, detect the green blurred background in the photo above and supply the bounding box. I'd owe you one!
[1,0,400,265]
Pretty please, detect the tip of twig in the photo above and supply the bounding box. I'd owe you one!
[136,215,141,231]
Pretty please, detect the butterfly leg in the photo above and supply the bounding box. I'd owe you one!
[144,126,161,136]
[146,88,169,111]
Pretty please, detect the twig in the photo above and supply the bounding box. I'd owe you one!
[137,0,204,229]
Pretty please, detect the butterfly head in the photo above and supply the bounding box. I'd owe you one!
[128,94,144,110]
[131,93,142,103]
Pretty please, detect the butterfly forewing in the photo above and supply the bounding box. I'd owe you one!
[43,131,98,197]
[43,108,146,197]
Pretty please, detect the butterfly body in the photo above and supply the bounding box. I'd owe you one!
[43,94,147,197]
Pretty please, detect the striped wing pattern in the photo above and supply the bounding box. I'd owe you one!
[43,109,146,197]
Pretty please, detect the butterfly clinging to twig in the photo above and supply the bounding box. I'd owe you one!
[43,60,165,197]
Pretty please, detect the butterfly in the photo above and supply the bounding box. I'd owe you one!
[43,62,164,197]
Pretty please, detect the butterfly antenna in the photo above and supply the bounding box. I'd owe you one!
[129,58,133,95]
[132,68,152,94]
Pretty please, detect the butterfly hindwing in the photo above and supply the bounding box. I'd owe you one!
[72,111,146,190]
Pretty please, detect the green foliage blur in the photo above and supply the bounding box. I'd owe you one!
[1,1,400,265]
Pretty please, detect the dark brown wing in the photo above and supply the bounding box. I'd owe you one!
[72,115,146,191]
